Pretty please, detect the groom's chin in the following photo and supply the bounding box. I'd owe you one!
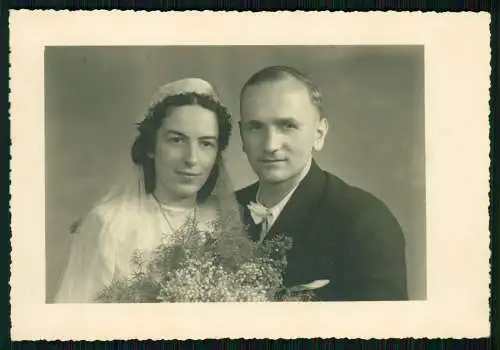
[257,169,290,184]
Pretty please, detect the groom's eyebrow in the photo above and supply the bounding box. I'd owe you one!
[199,136,218,141]
[274,117,300,124]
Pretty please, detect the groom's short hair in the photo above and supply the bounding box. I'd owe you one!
[240,65,324,118]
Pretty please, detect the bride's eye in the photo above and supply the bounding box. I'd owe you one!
[199,140,216,149]
[167,137,184,145]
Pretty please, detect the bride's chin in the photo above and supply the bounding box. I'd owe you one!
[171,183,202,198]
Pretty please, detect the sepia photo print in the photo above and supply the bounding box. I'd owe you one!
[45,45,427,304]
[10,11,490,340]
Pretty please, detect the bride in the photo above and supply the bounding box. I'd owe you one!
[54,78,241,303]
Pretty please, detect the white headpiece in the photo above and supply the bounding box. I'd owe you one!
[148,78,221,109]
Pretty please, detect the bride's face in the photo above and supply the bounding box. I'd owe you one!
[152,105,219,201]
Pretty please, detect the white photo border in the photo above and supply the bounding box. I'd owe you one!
[9,10,491,340]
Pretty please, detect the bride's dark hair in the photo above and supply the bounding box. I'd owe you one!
[131,92,232,202]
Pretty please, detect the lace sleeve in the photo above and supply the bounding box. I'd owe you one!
[53,209,117,303]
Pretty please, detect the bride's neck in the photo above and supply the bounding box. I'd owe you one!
[153,187,197,209]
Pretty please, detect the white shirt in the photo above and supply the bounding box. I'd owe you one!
[253,158,312,241]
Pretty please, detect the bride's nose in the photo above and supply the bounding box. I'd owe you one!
[183,143,198,167]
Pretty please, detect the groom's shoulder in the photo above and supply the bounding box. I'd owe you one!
[320,167,397,220]
[235,182,259,204]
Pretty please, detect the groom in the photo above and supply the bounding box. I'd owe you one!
[236,66,408,301]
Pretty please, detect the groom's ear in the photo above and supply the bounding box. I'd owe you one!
[238,121,247,153]
[313,117,329,152]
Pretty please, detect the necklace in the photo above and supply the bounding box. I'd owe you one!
[152,194,198,234]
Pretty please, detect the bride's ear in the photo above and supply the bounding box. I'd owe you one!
[146,140,155,159]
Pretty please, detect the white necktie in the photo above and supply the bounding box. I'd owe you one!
[247,201,273,241]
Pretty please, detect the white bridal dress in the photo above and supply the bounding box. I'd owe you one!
[53,164,239,303]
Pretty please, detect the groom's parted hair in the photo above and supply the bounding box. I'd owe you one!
[131,92,233,202]
[240,65,325,118]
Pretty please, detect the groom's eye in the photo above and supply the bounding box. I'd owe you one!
[278,120,299,131]
[245,121,263,132]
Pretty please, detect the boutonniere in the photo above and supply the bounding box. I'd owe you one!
[247,201,272,225]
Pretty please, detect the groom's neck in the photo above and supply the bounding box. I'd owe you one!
[257,160,311,208]
[257,179,297,208]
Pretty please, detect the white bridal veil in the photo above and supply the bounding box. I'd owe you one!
[53,78,243,303]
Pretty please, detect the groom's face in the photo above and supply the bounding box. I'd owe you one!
[240,78,327,184]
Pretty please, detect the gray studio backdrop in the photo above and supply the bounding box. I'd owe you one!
[45,46,426,302]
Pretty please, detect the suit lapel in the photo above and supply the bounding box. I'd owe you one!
[265,161,327,241]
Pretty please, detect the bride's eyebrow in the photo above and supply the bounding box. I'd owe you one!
[164,130,218,140]
[164,130,187,138]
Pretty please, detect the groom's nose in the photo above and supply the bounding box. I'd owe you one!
[262,128,282,153]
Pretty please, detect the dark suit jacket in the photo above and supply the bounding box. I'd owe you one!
[236,160,408,301]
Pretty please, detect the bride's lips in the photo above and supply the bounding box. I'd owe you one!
[176,170,202,177]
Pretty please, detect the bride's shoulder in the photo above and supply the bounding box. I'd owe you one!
[91,200,122,221]
[74,199,130,235]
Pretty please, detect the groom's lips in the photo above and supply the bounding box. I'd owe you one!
[259,158,286,163]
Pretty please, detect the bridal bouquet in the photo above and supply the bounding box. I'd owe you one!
[95,214,319,302]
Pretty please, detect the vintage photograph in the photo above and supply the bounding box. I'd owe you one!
[45,45,426,304]
[10,11,490,340]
